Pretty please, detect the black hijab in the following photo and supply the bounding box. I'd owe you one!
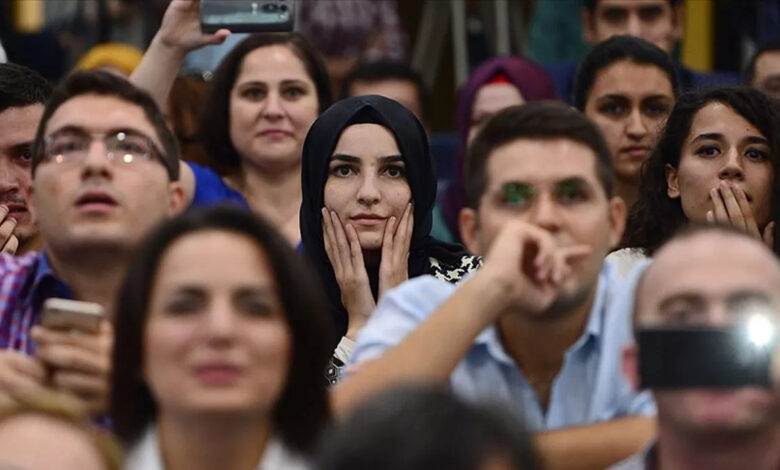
[300,95,470,341]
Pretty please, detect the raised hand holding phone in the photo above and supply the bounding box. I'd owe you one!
[31,299,113,414]
[0,205,19,255]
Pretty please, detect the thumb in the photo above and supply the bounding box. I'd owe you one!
[203,29,231,46]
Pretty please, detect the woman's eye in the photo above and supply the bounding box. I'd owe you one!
[331,165,355,177]
[17,146,32,163]
[242,88,265,100]
[643,104,670,118]
[282,87,305,99]
[599,103,626,117]
[745,148,769,162]
[165,298,202,316]
[695,145,720,158]
[383,165,406,178]
[239,299,273,317]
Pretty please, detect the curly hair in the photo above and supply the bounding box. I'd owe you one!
[622,87,780,256]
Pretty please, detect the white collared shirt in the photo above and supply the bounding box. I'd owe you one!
[124,426,309,470]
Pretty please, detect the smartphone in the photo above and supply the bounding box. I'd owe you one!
[639,326,777,389]
[41,298,104,334]
[200,0,294,34]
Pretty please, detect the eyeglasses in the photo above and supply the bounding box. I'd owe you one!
[42,129,167,168]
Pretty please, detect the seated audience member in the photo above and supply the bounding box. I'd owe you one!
[165,75,209,166]
[111,207,331,469]
[611,225,780,469]
[0,71,186,414]
[75,43,144,77]
[438,56,558,243]
[299,95,479,382]
[317,386,540,470]
[744,37,780,99]
[336,102,656,470]
[131,0,332,245]
[546,0,738,103]
[622,87,780,258]
[574,36,678,210]
[341,60,428,126]
[0,392,121,470]
[0,63,53,254]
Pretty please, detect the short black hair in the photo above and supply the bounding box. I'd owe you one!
[465,101,614,208]
[30,71,179,180]
[623,87,780,256]
[110,206,332,453]
[574,35,679,110]
[583,0,682,11]
[744,37,780,85]
[0,62,52,114]
[200,33,332,175]
[341,60,429,122]
[315,386,540,470]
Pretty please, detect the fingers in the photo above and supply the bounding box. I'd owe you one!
[50,371,107,397]
[31,324,110,356]
[322,208,343,275]
[710,186,730,225]
[731,184,761,237]
[0,213,18,253]
[36,343,110,375]
[380,215,398,264]
[2,235,18,255]
[0,352,48,399]
[399,203,414,253]
[344,223,366,270]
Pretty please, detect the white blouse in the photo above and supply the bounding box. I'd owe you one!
[124,426,310,470]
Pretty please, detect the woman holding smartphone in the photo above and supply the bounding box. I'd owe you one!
[111,207,331,469]
[131,0,331,245]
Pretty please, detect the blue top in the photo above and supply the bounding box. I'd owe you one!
[350,260,655,431]
[187,162,250,209]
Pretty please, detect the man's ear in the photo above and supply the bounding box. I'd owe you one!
[459,207,481,255]
[167,182,188,216]
[665,164,680,199]
[581,8,597,44]
[622,344,641,391]
[608,196,627,249]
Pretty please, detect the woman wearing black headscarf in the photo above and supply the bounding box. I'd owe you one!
[301,95,481,384]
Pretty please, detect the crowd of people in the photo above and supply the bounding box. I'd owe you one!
[0,0,779,469]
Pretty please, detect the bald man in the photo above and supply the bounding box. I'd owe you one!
[613,225,780,469]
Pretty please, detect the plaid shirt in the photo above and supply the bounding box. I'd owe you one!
[0,252,74,354]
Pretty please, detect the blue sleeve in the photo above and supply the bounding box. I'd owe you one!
[350,276,457,368]
[187,162,250,209]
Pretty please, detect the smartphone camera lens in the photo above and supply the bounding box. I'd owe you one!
[279,4,288,12]
[262,3,279,13]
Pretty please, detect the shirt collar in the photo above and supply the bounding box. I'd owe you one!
[474,262,616,364]
[29,251,74,312]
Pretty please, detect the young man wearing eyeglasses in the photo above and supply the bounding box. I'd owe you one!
[336,102,655,469]
[0,71,186,415]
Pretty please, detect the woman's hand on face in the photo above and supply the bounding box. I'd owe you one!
[378,203,414,299]
[156,0,230,54]
[707,182,775,248]
[322,208,376,339]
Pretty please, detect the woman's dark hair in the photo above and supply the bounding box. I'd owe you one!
[110,206,332,453]
[200,33,332,174]
[573,35,679,110]
[623,87,780,256]
[315,386,540,470]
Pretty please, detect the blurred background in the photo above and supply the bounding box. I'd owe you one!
[2,0,778,133]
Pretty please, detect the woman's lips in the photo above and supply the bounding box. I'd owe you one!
[193,365,242,385]
[619,146,651,160]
